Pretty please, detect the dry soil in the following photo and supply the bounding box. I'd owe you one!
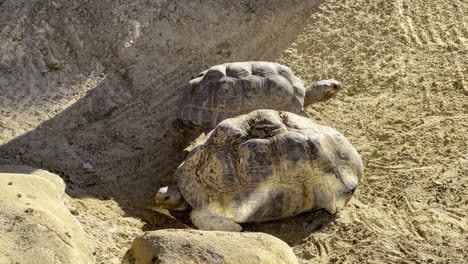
[0,0,467,263]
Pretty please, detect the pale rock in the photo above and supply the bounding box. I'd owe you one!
[123,229,298,264]
[0,165,94,264]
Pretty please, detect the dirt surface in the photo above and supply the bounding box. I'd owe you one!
[1,0,467,263]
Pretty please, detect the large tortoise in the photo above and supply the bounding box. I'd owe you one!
[156,109,363,231]
[177,61,341,131]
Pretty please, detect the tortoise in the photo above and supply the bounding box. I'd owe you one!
[156,109,363,231]
[177,61,341,131]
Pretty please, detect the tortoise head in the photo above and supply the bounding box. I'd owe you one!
[154,185,188,211]
[304,79,341,107]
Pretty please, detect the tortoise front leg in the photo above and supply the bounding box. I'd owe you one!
[191,209,242,232]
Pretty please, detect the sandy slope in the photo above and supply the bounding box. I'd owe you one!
[273,0,467,262]
[0,0,467,263]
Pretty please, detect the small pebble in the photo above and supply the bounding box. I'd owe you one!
[83,162,93,170]
[70,209,79,216]
[357,121,364,129]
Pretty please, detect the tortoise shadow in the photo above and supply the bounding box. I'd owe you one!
[242,210,337,246]
[142,208,337,246]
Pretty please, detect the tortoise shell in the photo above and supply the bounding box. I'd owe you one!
[178,61,305,129]
[177,109,363,223]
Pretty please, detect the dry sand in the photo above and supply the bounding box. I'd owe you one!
[0,0,466,263]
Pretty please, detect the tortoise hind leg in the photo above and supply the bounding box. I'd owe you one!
[191,209,242,232]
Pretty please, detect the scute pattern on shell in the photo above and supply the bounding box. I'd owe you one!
[178,62,306,129]
[177,110,363,223]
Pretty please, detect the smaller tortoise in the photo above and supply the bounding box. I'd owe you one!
[156,109,363,231]
[177,61,341,131]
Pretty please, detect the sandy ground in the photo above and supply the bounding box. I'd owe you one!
[0,0,467,263]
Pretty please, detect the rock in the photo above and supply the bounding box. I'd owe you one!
[124,229,298,264]
[0,165,94,264]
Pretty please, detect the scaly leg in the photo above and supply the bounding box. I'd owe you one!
[191,209,242,232]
